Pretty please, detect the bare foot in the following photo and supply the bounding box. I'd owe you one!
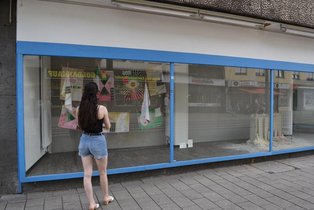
[103,195,114,205]
[88,203,99,210]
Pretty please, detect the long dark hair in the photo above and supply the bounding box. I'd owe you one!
[78,82,99,133]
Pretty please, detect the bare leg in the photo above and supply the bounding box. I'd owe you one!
[95,157,111,202]
[81,156,97,209]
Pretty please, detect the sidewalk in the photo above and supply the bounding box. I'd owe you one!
[1,154,314,210]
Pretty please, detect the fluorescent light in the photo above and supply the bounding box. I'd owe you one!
[202,15,260,28]
[285,28,314,39]
[112,2,193,18]
[113,1,262,29]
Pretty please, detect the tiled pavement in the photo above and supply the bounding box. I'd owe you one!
[1,154,314,210]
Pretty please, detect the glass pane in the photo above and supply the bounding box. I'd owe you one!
[24,56,170,176]
[273,70,314,150]
[174,64,270,161]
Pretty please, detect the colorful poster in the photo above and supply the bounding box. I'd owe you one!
[108,112,130,133]
[114,70,146,105]
[146,70,166,96]
[59,67,78,130]
[138,108,163,129]
[60,67,83,102]
[63,76,72,111]
[94,68,114,102]
[58,105,78,130]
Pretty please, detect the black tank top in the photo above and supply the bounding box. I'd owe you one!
[83,118,103,134]
[94,118,104,133]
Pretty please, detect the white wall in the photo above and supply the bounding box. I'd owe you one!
[24,56,46,170]
[17,0,314,65]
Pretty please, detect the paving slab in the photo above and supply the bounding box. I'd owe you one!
[1,154,314,209]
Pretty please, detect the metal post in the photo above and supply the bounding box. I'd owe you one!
[170,63,175,162]
[16,54,25,193]
[269,69,274,152]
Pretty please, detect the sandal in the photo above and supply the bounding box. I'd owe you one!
[89,203,99,210]
[103,196,114,205]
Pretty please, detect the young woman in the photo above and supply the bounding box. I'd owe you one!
[77,82,114,210]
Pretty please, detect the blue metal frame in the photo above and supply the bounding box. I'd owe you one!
[269,70,274,152]
[16,54,25,193]
[17,42,314,72]
[16,41,314,188]
[169,63,175,163]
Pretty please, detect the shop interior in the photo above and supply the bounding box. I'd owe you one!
[23,56,314,176]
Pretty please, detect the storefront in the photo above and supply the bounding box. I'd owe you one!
[16,0,314,191]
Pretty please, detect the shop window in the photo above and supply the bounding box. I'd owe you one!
[256,69,265,76]
[22,55,314,177]
[235,67,247,75]
[276,70,285,78]
[307,72,314,81]
[292,72,300,80]
[174,64,270,162]
[274,70,314,151]
[23,56,170,176]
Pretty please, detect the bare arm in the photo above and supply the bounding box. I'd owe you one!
[100,105,111,131]
[74,106,81,130]
[74,106,79,118]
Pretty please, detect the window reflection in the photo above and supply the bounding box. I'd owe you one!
[24,56,170,176]
[174,64,270,161]
[23,55,314,176]
[274,70,314,150]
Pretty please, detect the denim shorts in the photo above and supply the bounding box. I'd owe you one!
[78,133,108,159]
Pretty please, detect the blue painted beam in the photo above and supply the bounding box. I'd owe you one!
[16,54,25,193]
[17,41,314,72]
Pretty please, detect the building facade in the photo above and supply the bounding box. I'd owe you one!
[1,0,314,193]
